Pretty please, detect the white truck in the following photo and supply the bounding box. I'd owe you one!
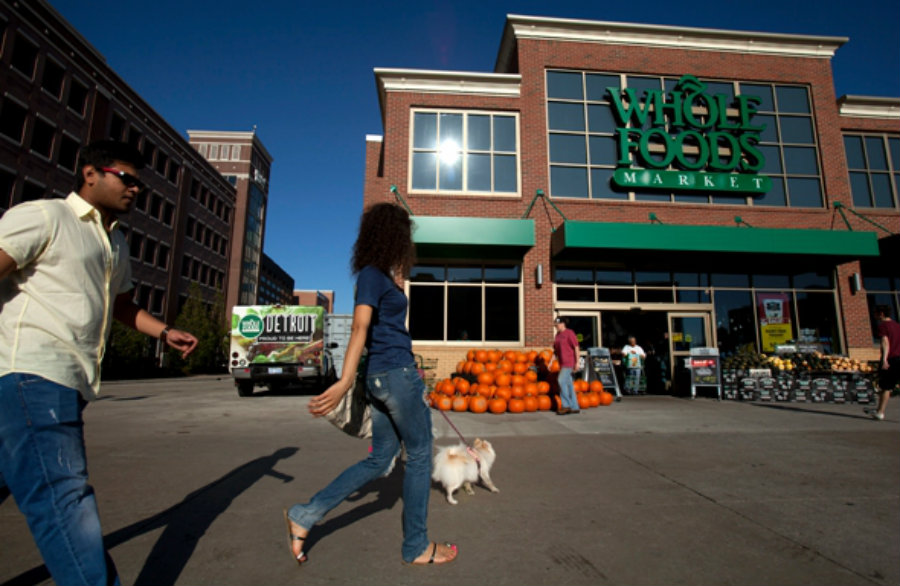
[229,305,351,397]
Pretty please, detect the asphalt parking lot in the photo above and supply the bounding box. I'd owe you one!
[1,375,897,586]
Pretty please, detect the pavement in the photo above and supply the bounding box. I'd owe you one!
[0,375,897,586]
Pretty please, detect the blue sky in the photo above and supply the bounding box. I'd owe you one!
[49,0,899,313]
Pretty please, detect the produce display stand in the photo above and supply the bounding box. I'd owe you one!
[722,367,876,403]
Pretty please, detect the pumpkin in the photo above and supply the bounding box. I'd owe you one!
[454,377,470,394]
[494,373,511,388]
[488,350,502,364]
[503,350,518,362]
[494,386,512,401]
[599,391,614,406]
[577,393,591,409]
[523,395,539,412]
[525,369,538,383]
[527,350,539,363]
[507,398,525,413]
[452,395,469,412]
[587,391,601,408]
[589,380,604,393]
[513,362,528,375]
[537,381,551,394]
[488,398,507,414]
[525,382,539,396]
[439,379,455,396]
[469,395,488,413]
[510,384,526,399]
[477,371,495,386]
[537,395,552,411]
[436,395,453,411]
[497,360,514,373]
[475,350,489,363]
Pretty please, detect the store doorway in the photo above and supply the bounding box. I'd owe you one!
[668,312,712,394]
[600,310,669,394]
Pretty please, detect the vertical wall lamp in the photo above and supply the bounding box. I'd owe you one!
[536,263,544,288]
[850,272,862,295]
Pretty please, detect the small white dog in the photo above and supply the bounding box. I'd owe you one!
[432,438,500,505]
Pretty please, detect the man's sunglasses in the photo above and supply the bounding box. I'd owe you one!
[101,167,146,193]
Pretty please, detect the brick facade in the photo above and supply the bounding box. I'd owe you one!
[364,16,900,381]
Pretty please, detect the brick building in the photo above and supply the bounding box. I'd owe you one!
[187,130,274,311]
[0,0,235,333]
[364,15,900,384]
[258,252,296,306]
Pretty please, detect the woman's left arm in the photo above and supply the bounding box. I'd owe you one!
[308,303,372,416]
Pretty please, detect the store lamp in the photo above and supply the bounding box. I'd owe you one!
[536,264,544,287]
[850,272,862,294]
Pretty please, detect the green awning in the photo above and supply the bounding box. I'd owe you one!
[552,221,880,259]
[412,216,534,259]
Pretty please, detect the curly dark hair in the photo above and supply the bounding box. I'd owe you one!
[351,203,416,279]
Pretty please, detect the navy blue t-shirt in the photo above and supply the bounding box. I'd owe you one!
[355,265,413,373]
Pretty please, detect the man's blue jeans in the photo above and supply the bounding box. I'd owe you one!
[0,373,119,586]
[289,362,433,562]
[558,367,580,411]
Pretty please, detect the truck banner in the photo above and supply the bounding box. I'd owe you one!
[231,305,324,366]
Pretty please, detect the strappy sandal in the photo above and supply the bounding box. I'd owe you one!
[282,509,308,566]
[408,542,458,565]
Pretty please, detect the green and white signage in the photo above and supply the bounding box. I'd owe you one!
[609,75,770,194]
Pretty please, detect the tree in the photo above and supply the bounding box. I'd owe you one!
[102,320,156,380]
[168,283,228,374]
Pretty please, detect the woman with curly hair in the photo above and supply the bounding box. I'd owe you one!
[284,203,458,566]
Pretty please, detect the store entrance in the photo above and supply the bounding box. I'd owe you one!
[600,310,670,394]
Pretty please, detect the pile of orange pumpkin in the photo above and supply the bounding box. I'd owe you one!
[427,348,615,414]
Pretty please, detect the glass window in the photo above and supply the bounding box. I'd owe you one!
[0,97,28,143]
[413,113,437,149]
[550,134,586,164]
[753,274,791,288]
[596,270,632,285]
[714,290,756,355]
[11,34,39,78]
[783,147,818,175]
[850,172,872,207]
[412,110,518,194]
[408,285,444,341]
[550,166,588,198]
[547,71,584,100]
[787,177,822,207]
[587,104,616,133]
[779,116,814,144]
[557,287,595,302]
[796,292,840,354]
[865,137,888,170]
[548,102,585,132]
[775,86,810,113]
[467,115,490,151]
[30,117,55,158]
[591,169,625,200]
[585,74,620,101]
[740,84,775,111]
[711,273,750,288]
[637,289,674,303]
[635,271,671,285]
[793,271,832,289]
[485,265,520,283]
[485,287,519,341]
[844,135,865,168]
[493,116,516,152]
[588,135,617,164]
[448,287,482,341]
[556,267,593,284]
[67,79,89,116]
[871,174,895,208]
[41,59,66,99]
[597,288,636,303]
[447,267,482,283]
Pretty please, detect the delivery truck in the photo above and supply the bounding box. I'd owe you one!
[229,305,351,397]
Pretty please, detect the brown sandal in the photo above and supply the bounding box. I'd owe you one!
[409,542,458,565]
[282,509,308,566]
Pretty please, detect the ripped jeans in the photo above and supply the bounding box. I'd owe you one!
[288,362,433,562]
[0,373,119,586]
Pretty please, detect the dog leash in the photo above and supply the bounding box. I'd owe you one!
[437,409,482,467]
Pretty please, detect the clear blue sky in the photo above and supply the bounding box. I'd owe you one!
[49,0,899,313]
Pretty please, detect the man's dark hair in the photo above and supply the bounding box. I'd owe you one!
[75,140,144,191]
[875,304,892,318]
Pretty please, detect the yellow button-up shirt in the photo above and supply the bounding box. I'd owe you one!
[0,192,133,399]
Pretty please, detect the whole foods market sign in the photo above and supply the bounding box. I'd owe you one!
[609,75,771,194]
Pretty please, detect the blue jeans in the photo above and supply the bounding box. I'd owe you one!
[289,362,433,562]
[558,367,580,411]
[0,373,119,586]
[626,368,643,394]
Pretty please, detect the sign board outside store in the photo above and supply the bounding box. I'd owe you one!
[689,347,721,400]
[585,347,622,399]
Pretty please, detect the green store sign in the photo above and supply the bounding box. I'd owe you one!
[238,314,264,339]
[609,75,770,194]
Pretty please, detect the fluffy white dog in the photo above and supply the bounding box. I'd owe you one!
[431,438,499,505]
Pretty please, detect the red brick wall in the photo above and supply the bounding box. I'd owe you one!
[365,36,900,357]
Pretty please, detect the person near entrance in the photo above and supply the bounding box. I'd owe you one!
[0,140,199,586]
[867,305,900,421]
[553,316,581,415]
[622,336,646,395]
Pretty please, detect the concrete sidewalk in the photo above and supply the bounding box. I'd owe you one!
[0,376,897,585]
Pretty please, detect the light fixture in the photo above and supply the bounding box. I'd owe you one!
[850,272,862,294]
[536,263,543,287]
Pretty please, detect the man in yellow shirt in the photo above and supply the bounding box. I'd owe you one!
[0,140,198,586]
